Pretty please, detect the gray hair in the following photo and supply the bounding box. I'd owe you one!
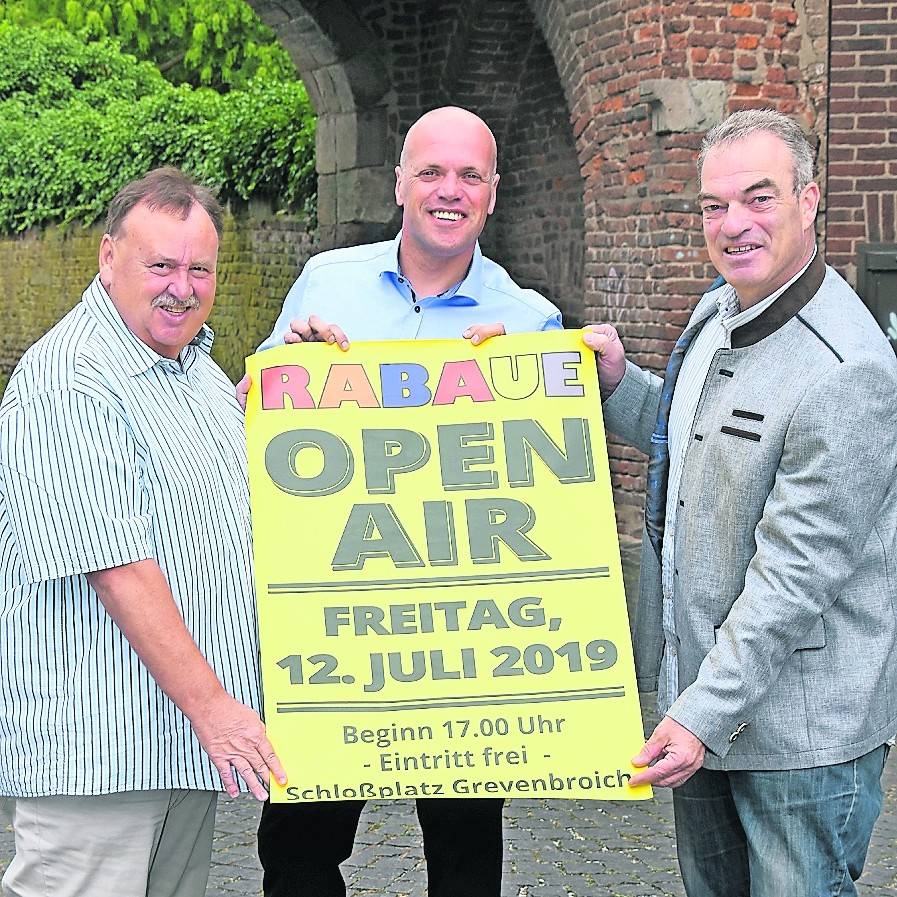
[105,167,223,238]
[698,109,815,195]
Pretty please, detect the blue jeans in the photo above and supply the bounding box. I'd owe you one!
[672,745,889,897]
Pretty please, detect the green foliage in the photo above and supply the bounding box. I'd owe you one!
[0,0,297,90]
[0,24,316,233]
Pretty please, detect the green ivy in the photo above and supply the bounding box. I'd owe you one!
[0,0,297,90]
[0,24,316,233]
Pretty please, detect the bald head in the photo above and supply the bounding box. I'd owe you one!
[394,105,500,276]
[399,107,497,174]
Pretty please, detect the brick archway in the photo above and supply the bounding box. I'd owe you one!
[248,0,586,323]
[248,1,397,247]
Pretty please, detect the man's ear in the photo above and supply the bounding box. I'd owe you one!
[487,173,500,216]
[98,233,115,283]
[799,181,820,230]
[394,166,404,208]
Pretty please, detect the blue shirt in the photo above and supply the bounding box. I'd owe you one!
[0,277,260,796]
[258,235,562,350]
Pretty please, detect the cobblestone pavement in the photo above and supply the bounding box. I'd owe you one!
[2,724,895,896]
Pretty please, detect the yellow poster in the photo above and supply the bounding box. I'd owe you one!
[246,330,650,803]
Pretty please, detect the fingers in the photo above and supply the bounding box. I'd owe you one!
[629,753,697,789]
[283,316,350,350]
[631,732,666,769]
[236,760,270,801]
[235,373,251,411]
[264,744,288,788]
[215,761,239,798]
[629,717,705,789]
[212,744,286,801]
[307,315,350,350]
[628,731,668,788]
[284,317,313,343]
[463,323,506,346]
[193,698,288,800]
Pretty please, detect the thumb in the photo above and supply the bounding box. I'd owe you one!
[236,373,252,411]
[632,731,667,768]
[582,324,618,357]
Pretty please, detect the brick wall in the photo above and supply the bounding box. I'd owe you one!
[827,0,897,284]
[532,0,829,535]
[67,0,894,540]
[435,1,585,323]
[0,211,315,392]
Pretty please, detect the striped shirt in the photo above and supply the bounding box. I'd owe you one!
[659,250,817,713]
[0,276,260,797]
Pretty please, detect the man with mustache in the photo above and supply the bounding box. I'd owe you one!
[0,168,285,897]
[250,106,562,897]
[584,109,897,896]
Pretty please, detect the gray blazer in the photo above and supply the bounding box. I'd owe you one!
[604,252,897,770]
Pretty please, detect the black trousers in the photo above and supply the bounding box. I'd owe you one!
[258,797,504,896]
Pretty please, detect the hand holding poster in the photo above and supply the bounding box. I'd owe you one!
[245,330,650,802]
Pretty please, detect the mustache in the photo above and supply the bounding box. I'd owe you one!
[152,291,201,312]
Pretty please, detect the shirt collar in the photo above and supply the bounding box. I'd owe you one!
[718,245,818,333]
[383,232,482,305]
[81,275,214,377]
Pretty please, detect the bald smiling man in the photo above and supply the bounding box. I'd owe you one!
[254,107,563,897]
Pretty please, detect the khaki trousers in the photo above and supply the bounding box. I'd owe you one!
[2,790,217,897]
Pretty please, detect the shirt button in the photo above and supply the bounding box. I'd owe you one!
[414,306,421,313]
[398,276,405,283]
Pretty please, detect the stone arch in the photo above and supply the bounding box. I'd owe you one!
[248,1,398,247]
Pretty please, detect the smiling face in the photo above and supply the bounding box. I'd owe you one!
[98,201,219,358]
[699,130,819,307]
[394,108,499,266]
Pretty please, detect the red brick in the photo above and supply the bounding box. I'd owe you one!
[771,8,798,24]
[723,17,766,34]
[829,162,887,177]
[826,193,865,208]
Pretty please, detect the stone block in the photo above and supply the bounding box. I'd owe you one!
[337,166,397,225]
[341,50,390,105]
[275,14,338,70]
[639,79,728,134]
[317,173,338,228]
[308,67,339,113]
[335,107,389,170]
[326,63,356,113]
[245,1,291,27]
[316,114,338,175]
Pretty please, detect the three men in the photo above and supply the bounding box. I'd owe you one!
[255,106,562,897]
[585,109,897,896]
[0,169,284,897]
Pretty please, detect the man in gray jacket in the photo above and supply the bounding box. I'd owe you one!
[584,109,897,896]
